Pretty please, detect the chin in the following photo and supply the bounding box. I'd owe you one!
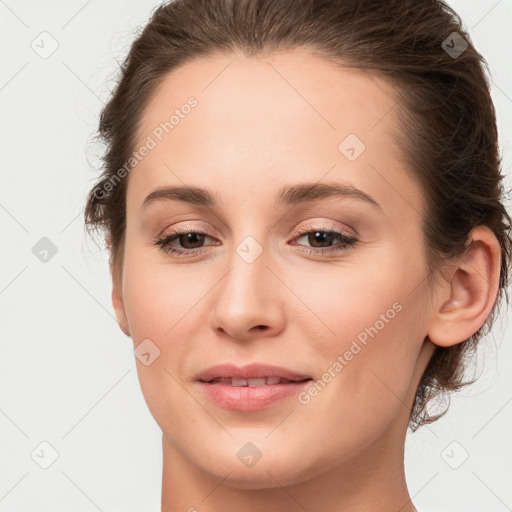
[210,461,311,490]
[190,441,319,490]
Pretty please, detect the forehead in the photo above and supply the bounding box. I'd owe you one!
[128,50,423,219]
[136,50,400,149]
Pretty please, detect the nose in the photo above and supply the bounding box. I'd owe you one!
[208,239,286,342]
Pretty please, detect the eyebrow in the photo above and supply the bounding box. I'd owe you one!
[142,181,382,212]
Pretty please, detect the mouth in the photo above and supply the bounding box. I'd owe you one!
[195,363,314,411]
[196,362,313,383]
[201,376,312,386]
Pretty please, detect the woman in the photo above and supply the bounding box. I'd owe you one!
[84,0,511,510]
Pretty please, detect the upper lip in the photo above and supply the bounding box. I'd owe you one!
[196,363,312,382]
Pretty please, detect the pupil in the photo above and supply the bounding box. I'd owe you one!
[309,231,333,247]
[181,233,204,248]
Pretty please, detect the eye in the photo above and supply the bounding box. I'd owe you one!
[290,224,358,255]
[155,229,217,256]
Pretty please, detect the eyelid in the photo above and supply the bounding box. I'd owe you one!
[292,219,356,238]
[156,221,214,238]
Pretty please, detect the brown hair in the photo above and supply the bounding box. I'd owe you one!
[84,0,512,430]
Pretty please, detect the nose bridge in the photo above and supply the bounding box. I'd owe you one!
[209,226,284,338]
[222,231,271,309]
[223,209,272,285]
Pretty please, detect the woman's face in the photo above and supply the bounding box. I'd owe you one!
[115,51,437,487]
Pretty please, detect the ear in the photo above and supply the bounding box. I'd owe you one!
[427,225,501,347]
[107,237,131,337]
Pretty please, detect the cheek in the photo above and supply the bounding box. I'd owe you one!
[294,248,428,427]
[121,242,210,342]
[120,244,207,416]
[293,248,421,353]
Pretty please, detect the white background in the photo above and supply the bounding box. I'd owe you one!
[0,1,511,511]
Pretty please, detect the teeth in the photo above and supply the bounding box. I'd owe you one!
[231,378,248,387]
[247,378,266,386]
[210,377,295,386]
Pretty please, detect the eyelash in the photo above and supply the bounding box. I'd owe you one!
[154,223,358,257]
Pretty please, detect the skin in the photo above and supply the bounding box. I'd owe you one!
[109,51,501,512]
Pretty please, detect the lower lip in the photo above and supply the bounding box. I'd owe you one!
[197,380,312,411]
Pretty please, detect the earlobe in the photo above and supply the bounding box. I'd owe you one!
[427,225,501,348]
[110,259,131,337]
